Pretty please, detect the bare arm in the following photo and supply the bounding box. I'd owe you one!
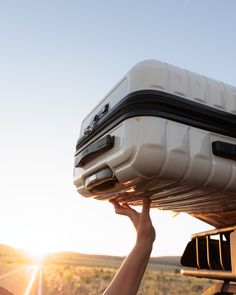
[103,198,156,295]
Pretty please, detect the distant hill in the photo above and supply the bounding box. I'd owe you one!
[45,251,181,269]
[150,256,181,266]
[0,244,16,255]
[45,251,125,268]
[0,244,32,264]
[0,244,181,269]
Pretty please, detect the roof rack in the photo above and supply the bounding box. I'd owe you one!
[181,225,236,282]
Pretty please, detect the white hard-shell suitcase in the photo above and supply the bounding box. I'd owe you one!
[73,60,236,228]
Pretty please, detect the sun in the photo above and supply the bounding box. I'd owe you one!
[26,247,49,260]
[22,238,53,261]
[8,219,62,261]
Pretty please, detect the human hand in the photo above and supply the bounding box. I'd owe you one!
[110,198,156,246]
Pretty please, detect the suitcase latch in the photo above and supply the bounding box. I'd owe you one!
[84,104,109,136]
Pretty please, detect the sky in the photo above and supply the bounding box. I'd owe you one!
[0,0,236,257]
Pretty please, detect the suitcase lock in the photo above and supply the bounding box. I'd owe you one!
[84,104,109,136]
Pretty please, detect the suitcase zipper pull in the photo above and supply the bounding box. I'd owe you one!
[84,104,109,136]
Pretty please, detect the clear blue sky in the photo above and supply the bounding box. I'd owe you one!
[0,0,236,256]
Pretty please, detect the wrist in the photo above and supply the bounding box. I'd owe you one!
[135,236,154,252]
[136,230,156,246]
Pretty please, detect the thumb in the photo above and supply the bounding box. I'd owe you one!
[142,198,151,215]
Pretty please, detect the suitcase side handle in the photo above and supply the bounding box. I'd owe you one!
[84,167,116,191]
[74,135,114,167]
[212,141,236,161]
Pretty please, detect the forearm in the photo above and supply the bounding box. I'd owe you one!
[103,239,153,295]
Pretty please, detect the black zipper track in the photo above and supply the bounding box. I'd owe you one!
[76,90,236,153]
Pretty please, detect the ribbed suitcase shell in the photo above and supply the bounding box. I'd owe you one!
[74,60,236,228]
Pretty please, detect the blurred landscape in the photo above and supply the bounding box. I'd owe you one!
[0,244,216,294]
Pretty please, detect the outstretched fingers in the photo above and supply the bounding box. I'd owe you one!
[110,200,136,217]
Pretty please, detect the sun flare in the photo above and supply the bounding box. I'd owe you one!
[26,247,49,260]
[20,236,53,261]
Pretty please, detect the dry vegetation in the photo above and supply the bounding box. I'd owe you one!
[41,264,214,295]
[0,245,215,294]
